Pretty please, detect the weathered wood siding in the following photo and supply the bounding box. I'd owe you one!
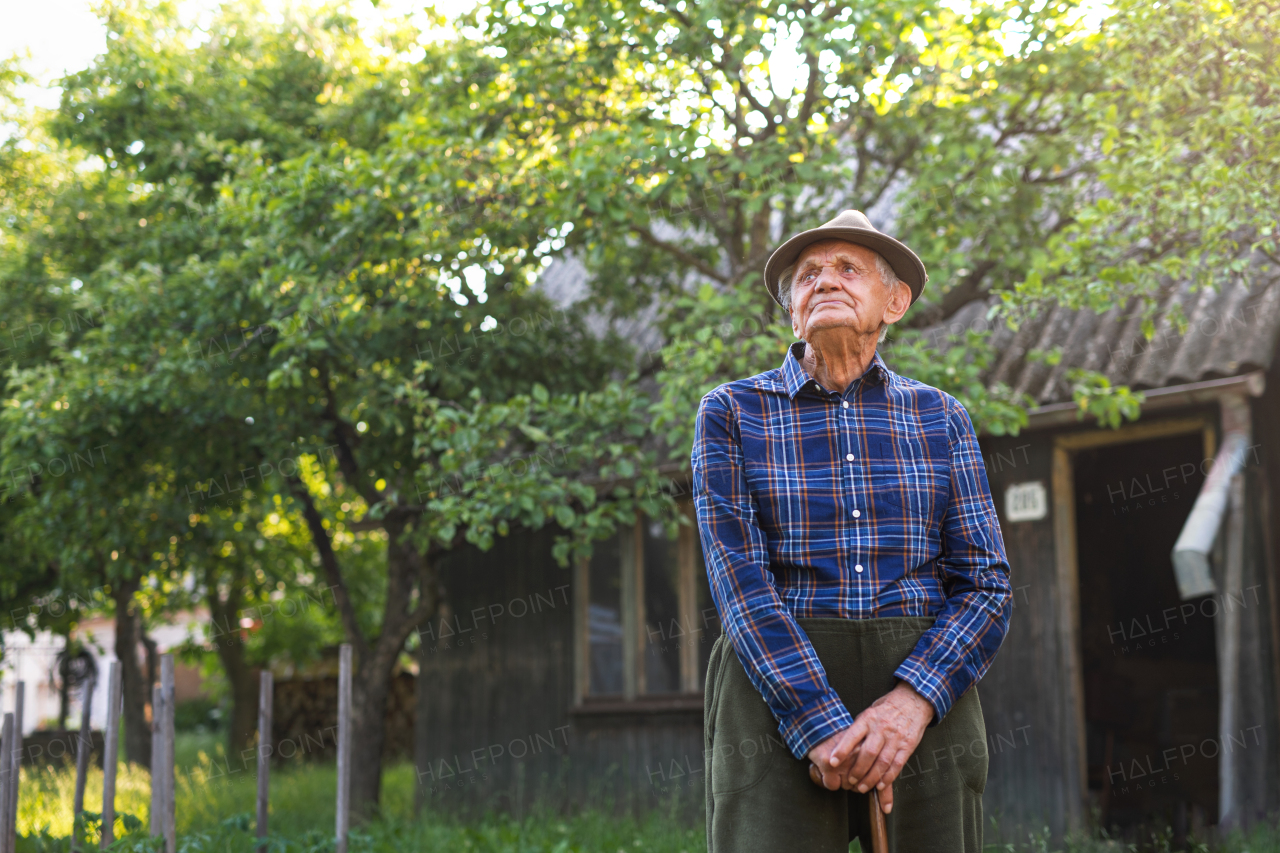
[1237,355,1280,825]
[975,432,1076,840]
[980,393,1280,840]
[414,526,575,811]
[414,525,703,814]
[1232,458,1279,826]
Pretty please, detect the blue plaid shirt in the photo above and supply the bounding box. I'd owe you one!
[691,341,1011,760]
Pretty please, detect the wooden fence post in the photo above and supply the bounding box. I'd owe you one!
[101,663,123,849]
[335,644,352,853]
[73,675,97,851]
[150,684,163,841]
[256,670,272,853]
[160,655,175,853]
[5,682,24,853]
[0,712,13,853]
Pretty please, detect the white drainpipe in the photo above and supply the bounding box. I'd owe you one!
[1170,430,1251,599]
[1170,394,1253,829]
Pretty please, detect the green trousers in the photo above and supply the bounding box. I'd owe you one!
[704,617,987,853]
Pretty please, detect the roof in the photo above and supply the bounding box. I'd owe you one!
[909,270,1280,407]
[538,250,1280,409]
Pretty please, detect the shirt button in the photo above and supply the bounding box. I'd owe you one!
[845,453,855,461]
[854,564,864,573]
[852,510,861,518]
[842,401,849,409]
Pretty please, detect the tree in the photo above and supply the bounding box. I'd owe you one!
[0,0,382,767]
[3,0,665,815]
[1014,0,1280,321]
[186,94,664,814]
[418,0,1108,455]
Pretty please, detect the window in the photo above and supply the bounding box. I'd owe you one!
[573,500,722,702]
[587,534,625,695]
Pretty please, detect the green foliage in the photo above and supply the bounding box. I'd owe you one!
[445,0,1100,322]
[411,380,678,565]
[173,698,223,733]
[881,330,1032,436]
[3,0,690,804]
[429,0,1140,449]
[1012,0,1280,316]
[1064,369,1145,430]
[650,283,793,461]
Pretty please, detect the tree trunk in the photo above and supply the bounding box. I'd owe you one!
[345,518,439,819]
[349,660,395,819]
[207,565,259,758]
[220,645,260,762]
[142,628,158,689]
[57,685,70,730]
[112,574,152,768]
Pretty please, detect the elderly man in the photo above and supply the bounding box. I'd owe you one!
[692,210,1012,852]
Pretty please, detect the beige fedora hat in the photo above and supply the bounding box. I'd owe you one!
[763,209,928,308]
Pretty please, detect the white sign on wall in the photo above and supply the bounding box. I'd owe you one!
[1005,481,1048,522]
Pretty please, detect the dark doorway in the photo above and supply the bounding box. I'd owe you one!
[1073,432,1218,841]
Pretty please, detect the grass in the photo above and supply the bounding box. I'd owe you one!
[15,734,703,853]
[15,734,1280,853]
[984,824,1280,853]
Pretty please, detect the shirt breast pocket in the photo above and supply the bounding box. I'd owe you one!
[876,434,950,521]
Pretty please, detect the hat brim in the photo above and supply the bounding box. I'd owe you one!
[763,226,928,308]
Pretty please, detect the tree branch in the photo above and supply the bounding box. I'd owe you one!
[287,476,371,657]
[631,226,727,283]
[862,141,917,212]
[795,46,822,132]
[318,369,386,508]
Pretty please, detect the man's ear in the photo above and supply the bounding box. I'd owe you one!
[882,281,911,326]
[790,304,802,339]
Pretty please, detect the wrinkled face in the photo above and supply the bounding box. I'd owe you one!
[788,239,910,342]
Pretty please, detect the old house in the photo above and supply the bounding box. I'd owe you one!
[413,269,1280,842]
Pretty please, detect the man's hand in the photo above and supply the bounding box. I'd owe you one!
[806,682,934,813]
[806,729,850,793]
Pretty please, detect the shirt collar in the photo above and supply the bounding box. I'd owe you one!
[780,341,892,399]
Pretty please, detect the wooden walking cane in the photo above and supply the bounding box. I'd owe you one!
[808,763,889,853]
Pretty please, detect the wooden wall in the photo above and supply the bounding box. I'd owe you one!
[980,391,1280,841]
[414,525,703,815]
[16,729,105,768]
[1231,458,1279,826]
[975,430,1078,840]
[1238,355,1280,826]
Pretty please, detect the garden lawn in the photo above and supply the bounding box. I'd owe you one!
[15,733,702,853]
[16,734,1280,852]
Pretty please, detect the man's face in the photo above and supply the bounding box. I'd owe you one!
[788,239,911,341]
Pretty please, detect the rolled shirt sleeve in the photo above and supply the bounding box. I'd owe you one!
[892,394,1013,723]
[692,389,855,759]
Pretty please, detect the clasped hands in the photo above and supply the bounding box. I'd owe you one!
[806,681,934,814]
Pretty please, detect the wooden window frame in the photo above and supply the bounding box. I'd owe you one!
[573,500,705,706]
